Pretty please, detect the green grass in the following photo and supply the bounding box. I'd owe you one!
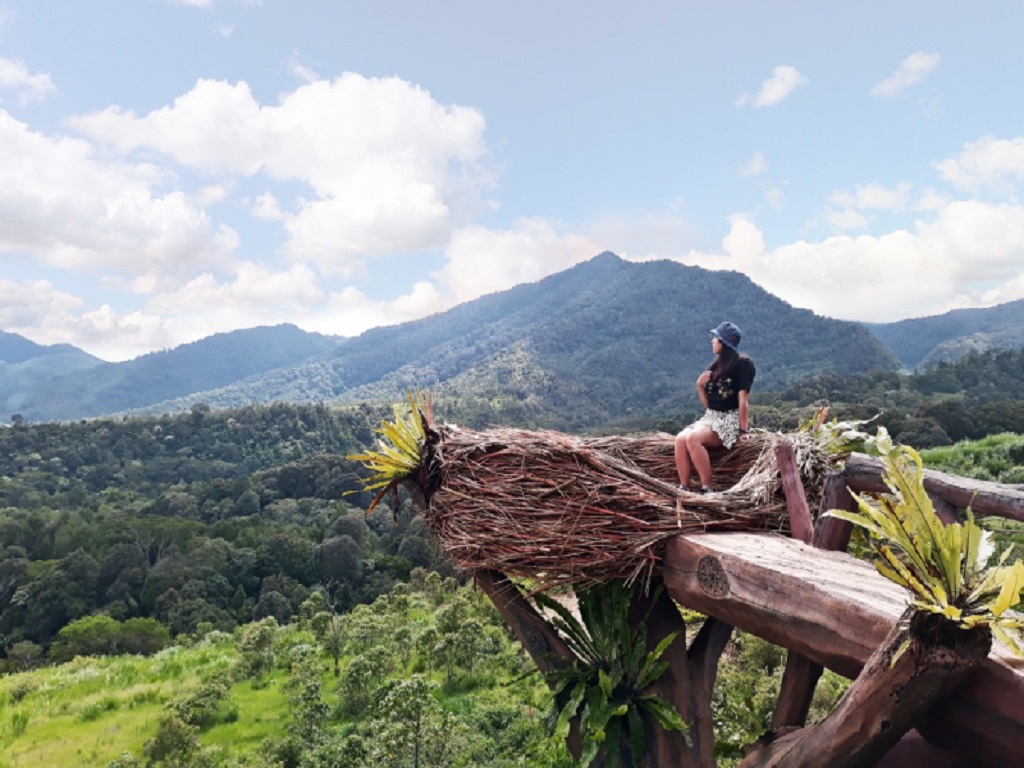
[0,639,257,768]
[920,432,1024,484]
[200,676,290,754]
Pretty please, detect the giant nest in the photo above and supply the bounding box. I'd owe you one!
[354,404,845,591]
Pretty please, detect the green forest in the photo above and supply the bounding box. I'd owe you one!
[1,346,1023,766]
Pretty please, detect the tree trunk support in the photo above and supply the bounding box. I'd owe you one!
[476,569,734,768]
[739,611,992,768]
[474,570,585,757]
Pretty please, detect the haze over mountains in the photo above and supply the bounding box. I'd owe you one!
[3,253,1023,426]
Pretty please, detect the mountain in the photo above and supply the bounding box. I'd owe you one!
[12,324,342,422]
[866,299,1024,370]
[0,331,104,418]
[4,254,905,427]
[120,253,900,431]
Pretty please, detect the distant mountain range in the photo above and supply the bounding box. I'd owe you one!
[865,298,1024,370]
[0,331,105,416]
[3,253,1023,426]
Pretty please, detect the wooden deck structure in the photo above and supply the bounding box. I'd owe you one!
[661,451,1024,767]
[474,447,1024,767]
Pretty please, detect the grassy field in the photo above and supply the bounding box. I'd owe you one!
[0,637,283,768]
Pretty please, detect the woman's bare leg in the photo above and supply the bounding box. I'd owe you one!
[685,426,723,489]
[674,428,695,487]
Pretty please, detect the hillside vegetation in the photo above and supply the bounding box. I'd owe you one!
[1,382,1021,765]
[3,345,1023,660]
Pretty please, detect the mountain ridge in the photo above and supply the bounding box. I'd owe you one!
[4,253,1023,426]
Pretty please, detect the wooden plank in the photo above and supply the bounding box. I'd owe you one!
[662,532,1024,767]
[844,452,1024,522]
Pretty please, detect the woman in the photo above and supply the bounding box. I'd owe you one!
[674,321,756,493]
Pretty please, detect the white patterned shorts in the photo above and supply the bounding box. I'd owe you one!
[692,409,742,449]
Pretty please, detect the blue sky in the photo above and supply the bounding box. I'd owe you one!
[2,1,1024,361]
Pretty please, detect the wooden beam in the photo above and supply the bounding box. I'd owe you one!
[844,452,1024,522]
[474,569,574,674]
[664,533,899,678]
[662,532,1024,767]
[876,730,992,768]
[473,570,585,759]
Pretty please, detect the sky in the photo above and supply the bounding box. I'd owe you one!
[2,1,1024,361]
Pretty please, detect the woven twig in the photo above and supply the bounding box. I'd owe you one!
[413,427,837,591]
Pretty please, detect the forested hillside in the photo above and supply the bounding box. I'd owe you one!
[758,347,1024,451]
[0,402,441,655]
[3,343,1023,659]
[866,298,1024,369]
[1,364,1022,766]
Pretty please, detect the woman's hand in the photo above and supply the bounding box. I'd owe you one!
[696,370,711,388]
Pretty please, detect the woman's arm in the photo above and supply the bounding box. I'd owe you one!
[697,371,710,408]
[738,389,750,435]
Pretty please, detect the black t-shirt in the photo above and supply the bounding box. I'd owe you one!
[704,356,756,412]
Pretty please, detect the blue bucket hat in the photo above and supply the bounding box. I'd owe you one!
[710,321,742,351]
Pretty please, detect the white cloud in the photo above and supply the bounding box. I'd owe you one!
[168,0,214,7]
[828,182,910,212]
[314,282,447,338]
[675,199,1024,322]
[823,182,911,231]
[251,191,285,221]
[736,66,807,109]
[825,208,870,231]
[436,218,601,303]
[148,261,325,317]
[0,57,56,104]
[933,135,1024,193]
[69,74,493,273]
[915,188,949,211]
[0,278,174,361]
[586,205,694,261]
[0,110,237,279]
[289,58,319,84]
[739,151,768,177]
[871,52,941,98]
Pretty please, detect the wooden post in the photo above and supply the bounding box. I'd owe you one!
[931,496,959,526]
[775,441,814,544]
[772,473,855,728]
[627,581,717,768]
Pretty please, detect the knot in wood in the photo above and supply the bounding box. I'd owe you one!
[697,555,730,598]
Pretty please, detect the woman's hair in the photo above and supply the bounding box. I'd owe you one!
[709,345,741,381]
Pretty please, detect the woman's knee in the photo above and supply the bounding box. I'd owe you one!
[685,429,713,451]
[674,430,690,453]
